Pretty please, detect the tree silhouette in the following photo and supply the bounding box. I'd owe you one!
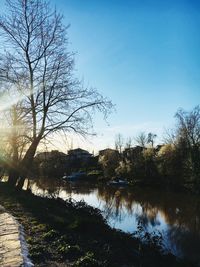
[0,0,112,188]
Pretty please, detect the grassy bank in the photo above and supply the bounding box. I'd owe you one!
[0,183,196,267]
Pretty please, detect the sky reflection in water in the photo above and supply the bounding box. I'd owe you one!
[26,178,200,263]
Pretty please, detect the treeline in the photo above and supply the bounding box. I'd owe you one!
[99,106,200,192]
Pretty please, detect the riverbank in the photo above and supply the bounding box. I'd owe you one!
[0,183,196,267]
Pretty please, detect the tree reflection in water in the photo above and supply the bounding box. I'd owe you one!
[27,177,200,263]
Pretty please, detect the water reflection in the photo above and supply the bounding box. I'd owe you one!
[26,177,200,263]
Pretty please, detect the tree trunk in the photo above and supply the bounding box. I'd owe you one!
[7,106,19,187]
[16,137,41,190]
[8,169,19,187]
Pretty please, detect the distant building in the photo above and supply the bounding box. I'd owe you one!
[68,148,93,160]
[98,148,119,157]
[34,150,68,177]
[35,150,67,161]
[35,148,96,174]
[123,146,144,161]
[66,148,95,170]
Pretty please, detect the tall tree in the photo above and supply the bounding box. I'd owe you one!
[175,106,200,149]
[175,106,200,183]
[0,0,112,188]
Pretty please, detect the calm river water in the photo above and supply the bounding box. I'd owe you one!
[25,177,200,264]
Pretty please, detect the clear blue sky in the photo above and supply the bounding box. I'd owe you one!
[2,0,200,151]
[49,0,200,151]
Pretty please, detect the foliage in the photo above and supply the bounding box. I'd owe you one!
[73,252,102,267]
[101,106,200,192]
[99,150,120,178]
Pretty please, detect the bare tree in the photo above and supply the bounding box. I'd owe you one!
[175,106,200,148]
[0,0,112,188]
[175,106,200,180]
[162,128,177,145]
[125,136,132,149]
[134,132,147,148]
[147,132,157,148]
[115,133,124,154]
